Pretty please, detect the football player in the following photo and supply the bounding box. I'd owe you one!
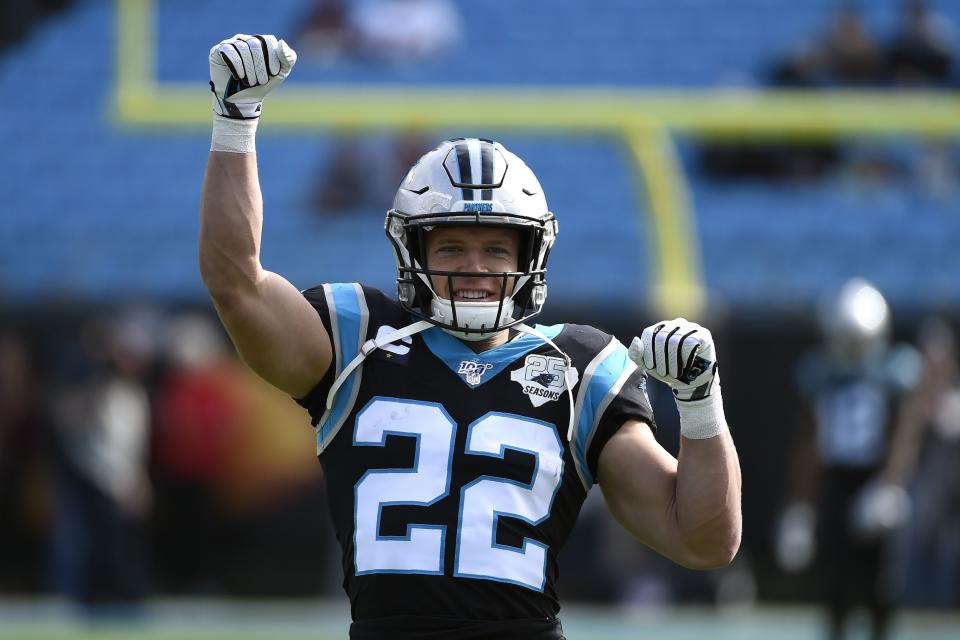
[777,278,922,640]
[200,34,741,639]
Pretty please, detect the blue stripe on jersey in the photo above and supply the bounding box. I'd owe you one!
[572,342,635,487]
[318,283,368,449]
[420,324,564,388]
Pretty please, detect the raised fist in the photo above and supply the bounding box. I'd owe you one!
[209,34,296,119]
[628,318,719,402]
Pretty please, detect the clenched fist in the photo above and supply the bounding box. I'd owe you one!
[629,318,727,439]
[628,318,719,401]
[209,34,297,119]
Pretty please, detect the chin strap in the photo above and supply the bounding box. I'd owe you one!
[325,320,434,411]
[514,323,577,442]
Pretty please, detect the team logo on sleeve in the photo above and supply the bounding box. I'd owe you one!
[510,354,579,407]
[458,360,494,385]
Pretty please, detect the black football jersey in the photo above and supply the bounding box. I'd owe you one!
[295,283,654,633]
[795,346,921,469]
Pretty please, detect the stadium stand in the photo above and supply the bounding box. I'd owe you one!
[1,0,958,311]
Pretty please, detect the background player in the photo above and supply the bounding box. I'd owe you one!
[777,278,922,640]
[200,34,741,639]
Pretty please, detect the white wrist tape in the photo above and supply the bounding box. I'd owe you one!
[675,385,728,439]
[211,115,259,153]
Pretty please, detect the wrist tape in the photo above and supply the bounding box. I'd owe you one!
[211,115,259,153]
[676,384,728,439]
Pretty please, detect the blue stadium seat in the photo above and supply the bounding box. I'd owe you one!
[1,0,958,310]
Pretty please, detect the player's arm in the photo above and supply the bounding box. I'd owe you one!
[598,319,742,569]
[199,35,332,399]
[846,345,925,539]
[770,400,819,572]
[875,345,928,486]
[599,419,741,569]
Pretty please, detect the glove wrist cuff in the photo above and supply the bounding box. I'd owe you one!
[211,115,259,153]
[676,384,727,439]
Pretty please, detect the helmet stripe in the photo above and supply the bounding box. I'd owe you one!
[454,141,474,201]
[480,140,493,201]
[467,138,483,200]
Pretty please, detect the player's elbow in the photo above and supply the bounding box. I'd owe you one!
[682,545,740,570]
[677,528,742,570]
[199,248,259,303]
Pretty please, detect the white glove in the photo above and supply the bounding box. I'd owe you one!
[775,502,816,573]
[209,34,297,119]
[849,481,911,541]
[628,318,727,438]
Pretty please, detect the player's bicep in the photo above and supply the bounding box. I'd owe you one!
[211,270,332,398]
[597,420,685,559]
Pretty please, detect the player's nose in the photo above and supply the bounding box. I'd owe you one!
[458,248,488,273]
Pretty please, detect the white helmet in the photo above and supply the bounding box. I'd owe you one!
[818,277,891,361]
[385,138,558,340]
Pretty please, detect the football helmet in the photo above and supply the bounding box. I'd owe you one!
[818,277,890,363]
[385,138,558,340]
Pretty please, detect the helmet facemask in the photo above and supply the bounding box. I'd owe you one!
[387,212,553,340]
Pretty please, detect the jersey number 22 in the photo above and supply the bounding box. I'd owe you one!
[353,397,564,591]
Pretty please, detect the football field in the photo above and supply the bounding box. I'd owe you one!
[1,599,958,640]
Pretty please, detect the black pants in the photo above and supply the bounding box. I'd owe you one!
[818,469,894,640]
[350,614,565,640]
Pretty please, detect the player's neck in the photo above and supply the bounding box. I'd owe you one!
[463,329,511,353]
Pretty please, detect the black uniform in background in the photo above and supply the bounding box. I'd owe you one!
[796,346,921,640]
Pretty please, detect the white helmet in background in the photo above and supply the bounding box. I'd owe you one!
[385,138,558,340]
[818,277,891,362]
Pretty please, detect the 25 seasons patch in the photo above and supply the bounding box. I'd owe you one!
[510,354,579,407]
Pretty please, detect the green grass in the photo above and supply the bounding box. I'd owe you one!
[2,600,959,640]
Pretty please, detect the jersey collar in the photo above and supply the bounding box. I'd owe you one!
[420,323,563,388]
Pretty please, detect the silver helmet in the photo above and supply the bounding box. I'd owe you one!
[818,277,891,362]
[385,138,558,340]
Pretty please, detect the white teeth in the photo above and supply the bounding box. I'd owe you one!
[456,290,489,300]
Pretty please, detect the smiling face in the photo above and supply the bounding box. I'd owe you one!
[423,225,522,302]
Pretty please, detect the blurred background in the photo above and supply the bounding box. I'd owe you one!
[1,0,959,638]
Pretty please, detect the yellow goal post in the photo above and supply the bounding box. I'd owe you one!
[113,0,960,317]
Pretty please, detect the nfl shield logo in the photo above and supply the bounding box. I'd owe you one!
[458,360,494,386]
